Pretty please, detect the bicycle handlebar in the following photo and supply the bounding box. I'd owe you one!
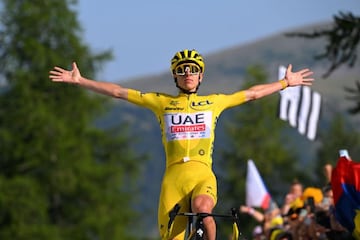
[167,203,242,239]
[168,203,241,221]
[176,211,235,218]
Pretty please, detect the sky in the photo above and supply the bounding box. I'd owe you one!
[77,0,360,83]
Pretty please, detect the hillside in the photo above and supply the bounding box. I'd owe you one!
[97,21,360,237]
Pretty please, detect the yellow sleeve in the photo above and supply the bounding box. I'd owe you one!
[217,91,247,109]
[127,89,163,111]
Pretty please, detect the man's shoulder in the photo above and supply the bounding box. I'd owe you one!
[130,90,176,99]
[195,93,226,99]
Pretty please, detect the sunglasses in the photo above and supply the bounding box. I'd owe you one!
[174,63,201,76]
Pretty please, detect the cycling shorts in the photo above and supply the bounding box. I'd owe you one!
[158,161,217,240]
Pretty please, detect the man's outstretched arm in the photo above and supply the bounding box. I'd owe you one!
[244,64,314,101]
[49,62,129,100]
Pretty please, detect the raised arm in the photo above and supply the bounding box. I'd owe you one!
[244,64,314,101]
[49,62,129,100]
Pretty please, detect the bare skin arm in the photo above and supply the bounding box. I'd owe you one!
[244,64,314,101]
[49,62,313,102]
[49,62,129,100]
[239,205,265,222]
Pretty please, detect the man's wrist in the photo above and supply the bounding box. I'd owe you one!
[279,78,288,90]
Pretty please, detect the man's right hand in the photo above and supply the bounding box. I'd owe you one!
[49,62,81,84]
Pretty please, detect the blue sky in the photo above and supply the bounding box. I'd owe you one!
[77,1,360,82]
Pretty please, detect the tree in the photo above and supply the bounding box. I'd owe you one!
[0,1,142,239]
[314,115,360,186]
[217,65,308,237]
[287,12,360,78]
[286,11,360,114]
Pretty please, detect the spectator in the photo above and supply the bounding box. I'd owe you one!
[240,205,265,223]
[281,180,304,216]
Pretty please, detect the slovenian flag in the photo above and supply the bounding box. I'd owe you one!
[246,159,271,210]
[331,153,360,238]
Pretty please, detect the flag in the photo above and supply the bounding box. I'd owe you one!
[278,65,322,141]
[246,159,271,210]
[331,152,360,238]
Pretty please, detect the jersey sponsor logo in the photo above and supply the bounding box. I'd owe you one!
[170,100,179,106]
[171,113,205,125]
[198,149,205,155]
[206,186,216,199]
[171,124,205,133]
[164,112,212,141]
[190,100,213,110]
[170,113,206,133]
[164,100,184,111]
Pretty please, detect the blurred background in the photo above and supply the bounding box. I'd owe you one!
[0,1,360,239]
[77,0,360,82]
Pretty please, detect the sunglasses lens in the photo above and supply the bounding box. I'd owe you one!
[175,64,200,75]
[175,66,185,75]
[190,65,200,74]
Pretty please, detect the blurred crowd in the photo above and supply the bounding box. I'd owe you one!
[239,164,354,240]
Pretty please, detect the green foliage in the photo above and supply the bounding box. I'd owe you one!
[217,65,305,238]
[0,0,141,239]
[286,11,360,78]
[286,11,360,114]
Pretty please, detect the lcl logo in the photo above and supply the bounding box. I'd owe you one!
[191,100,213,107]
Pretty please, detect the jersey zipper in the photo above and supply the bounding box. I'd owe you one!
[184,94,191,162]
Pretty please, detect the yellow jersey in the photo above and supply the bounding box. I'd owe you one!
[127,89,247,168]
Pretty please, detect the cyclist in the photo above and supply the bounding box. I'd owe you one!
[49,49,314,240]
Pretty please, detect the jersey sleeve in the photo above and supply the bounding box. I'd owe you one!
[217,90,247,110]
[127,89,163,111]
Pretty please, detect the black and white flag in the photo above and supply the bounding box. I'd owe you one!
[278,65,322,141]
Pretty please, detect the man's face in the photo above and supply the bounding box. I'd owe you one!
[173,63,203,92]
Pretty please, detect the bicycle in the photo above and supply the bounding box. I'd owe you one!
[166,203,244,240]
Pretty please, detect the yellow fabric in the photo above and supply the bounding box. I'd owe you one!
[270,215,284,228]
[270,229,283,240]
[290,197,304,210]
[302,187,323,204]
[353,210,360,240]
[127,89,247,240]
[127,89,247,168]
[158,161,217,239]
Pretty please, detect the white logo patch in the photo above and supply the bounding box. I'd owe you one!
[164,111,212,141]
